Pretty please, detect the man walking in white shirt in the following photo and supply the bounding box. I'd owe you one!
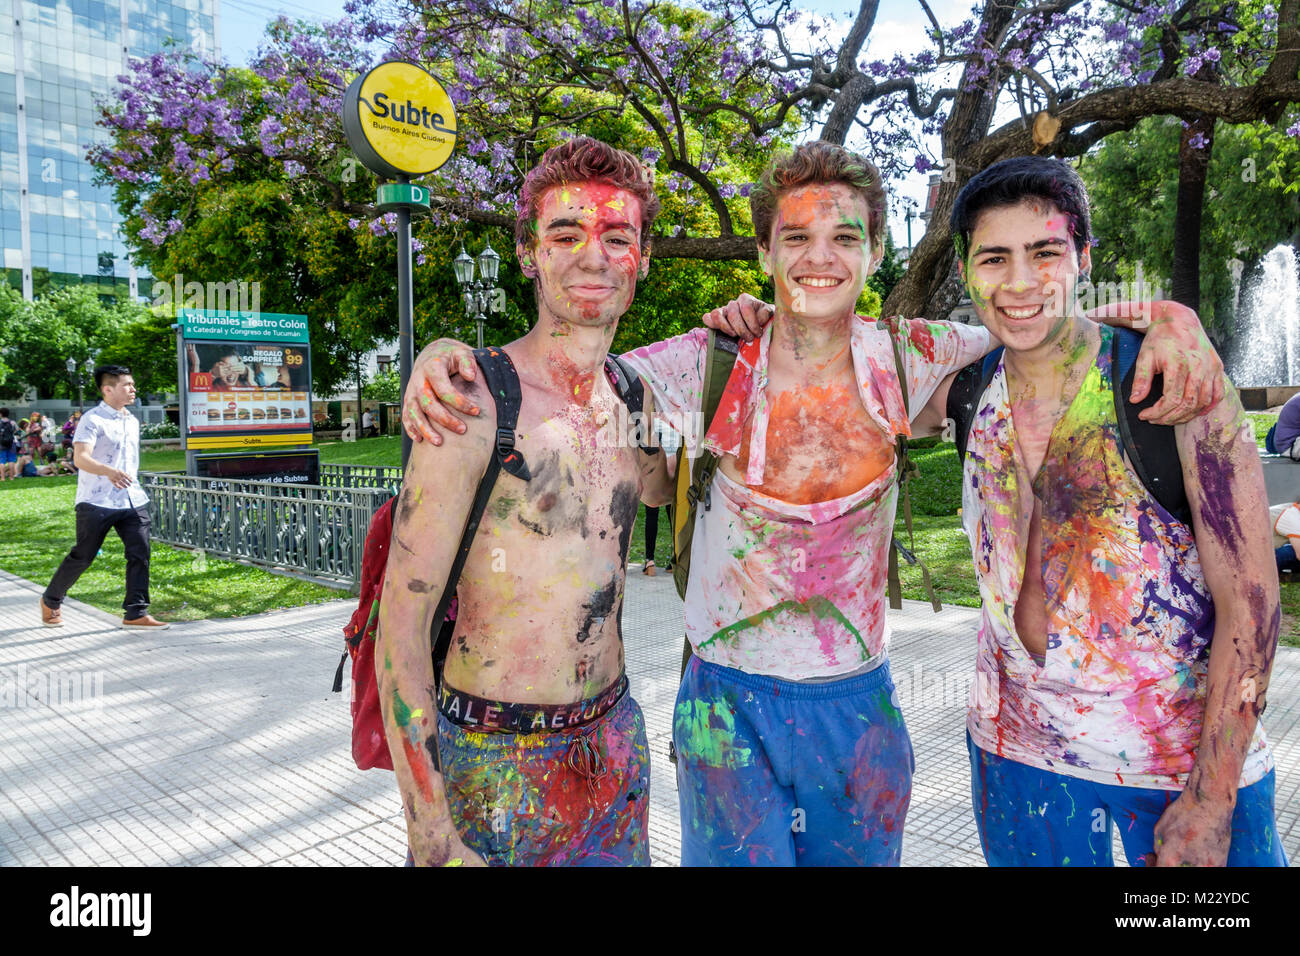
[40,365,169,629]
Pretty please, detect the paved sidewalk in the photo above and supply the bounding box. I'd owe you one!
[1,565,1296,866]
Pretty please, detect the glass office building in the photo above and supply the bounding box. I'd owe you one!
[0,0,218,300]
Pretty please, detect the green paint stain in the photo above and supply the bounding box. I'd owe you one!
[392,690,413,728]
[698,596,868,654]
[674,699,752,770]
[493,494,518,521]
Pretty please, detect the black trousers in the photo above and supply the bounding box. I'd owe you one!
[644,505,660,563]
[45,503,152,619]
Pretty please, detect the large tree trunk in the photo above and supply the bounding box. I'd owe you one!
[879,1,1018,320]
[1170,65,1218,310]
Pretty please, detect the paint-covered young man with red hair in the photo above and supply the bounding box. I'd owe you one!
[406,141,1220,866]
[377,138,673,866]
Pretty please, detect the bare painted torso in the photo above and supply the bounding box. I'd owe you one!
[719,357,893,504]
[1008,332,1098,658]
[437,352,645,705]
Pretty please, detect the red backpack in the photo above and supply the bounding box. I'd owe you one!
[336,495,398,770]
[331,348,645,771]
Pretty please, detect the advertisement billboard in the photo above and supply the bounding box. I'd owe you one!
[177,309,313,449]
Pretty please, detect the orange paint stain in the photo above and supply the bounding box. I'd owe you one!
[737,383,892,503]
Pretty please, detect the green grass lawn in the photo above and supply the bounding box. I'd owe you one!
[0,475,344,621]
[1246,411,1277,449]
[140,435,403,472]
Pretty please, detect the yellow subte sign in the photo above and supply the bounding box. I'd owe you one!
[342,61,458,178]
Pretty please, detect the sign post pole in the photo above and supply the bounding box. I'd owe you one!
[341,61,458,472]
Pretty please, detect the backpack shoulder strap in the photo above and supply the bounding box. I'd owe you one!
[948,346,1003,465]
[428,348,533,683]
[605,353,646,416]
[474,346,531,481]
[671,330,739,600]
[1111,327,1191,525]
[606,353,660,453]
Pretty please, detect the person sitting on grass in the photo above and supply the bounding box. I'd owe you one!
[0,407,18,481]
[17,452,75,477]
[1264,392,1300,460]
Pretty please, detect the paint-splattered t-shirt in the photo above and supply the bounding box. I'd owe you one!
[962,325,1272,790]
[622,317,989,679]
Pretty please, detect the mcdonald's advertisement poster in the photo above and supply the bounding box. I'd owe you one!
[184,340,313,437]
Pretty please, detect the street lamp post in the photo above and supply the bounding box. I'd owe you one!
[452,242,505,348]
[82,356,93,411]
[67,357,92,411]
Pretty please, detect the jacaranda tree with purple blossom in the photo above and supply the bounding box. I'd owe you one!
[728,0,1300,317]
[90,6,776,385]
[93,0,1300,333]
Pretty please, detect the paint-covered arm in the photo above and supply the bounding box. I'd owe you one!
[701,292,773,341]
[1088,300,1225,425]
[401,338,482,444]
[1152,386,1279,866]
[377,383,495,867]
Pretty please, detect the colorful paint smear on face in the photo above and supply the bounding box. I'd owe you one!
[962,200,1083,353]
[766,183,873,323]
[524,181,646,328]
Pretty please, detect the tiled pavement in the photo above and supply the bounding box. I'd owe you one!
[1,565,1296,867]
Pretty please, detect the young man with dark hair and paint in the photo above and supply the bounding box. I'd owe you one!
[404,142,1222,866]
[934,156,1282,866]
[377,137,673,867]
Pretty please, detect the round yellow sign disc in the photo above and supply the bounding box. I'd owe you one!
[344,61,458,178]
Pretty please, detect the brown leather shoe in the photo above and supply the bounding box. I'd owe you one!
[40,597,63,627]
[120,614,171,630]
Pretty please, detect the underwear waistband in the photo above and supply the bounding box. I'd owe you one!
[437,674,628,733]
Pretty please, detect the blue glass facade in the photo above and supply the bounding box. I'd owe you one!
[0,0,217,299]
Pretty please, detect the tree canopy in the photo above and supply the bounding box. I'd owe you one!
[0,285,152,400]
[90,0,1300,341]
[1081,113,1300,341]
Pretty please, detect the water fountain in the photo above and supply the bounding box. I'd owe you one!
[1231,243,1300,408]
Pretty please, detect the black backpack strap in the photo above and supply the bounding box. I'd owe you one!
[1111,327,1191,525]
[474,346,531,481]
[606,354,646,415]
[948,347,1003,465]
[419,348,532,767]
[606,353,657,453]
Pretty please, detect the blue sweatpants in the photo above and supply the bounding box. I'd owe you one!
[673,655,913,867]
[968,733,1287,866]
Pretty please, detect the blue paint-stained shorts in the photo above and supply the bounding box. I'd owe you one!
[673,654,914,867]
[968,733,1287,866]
